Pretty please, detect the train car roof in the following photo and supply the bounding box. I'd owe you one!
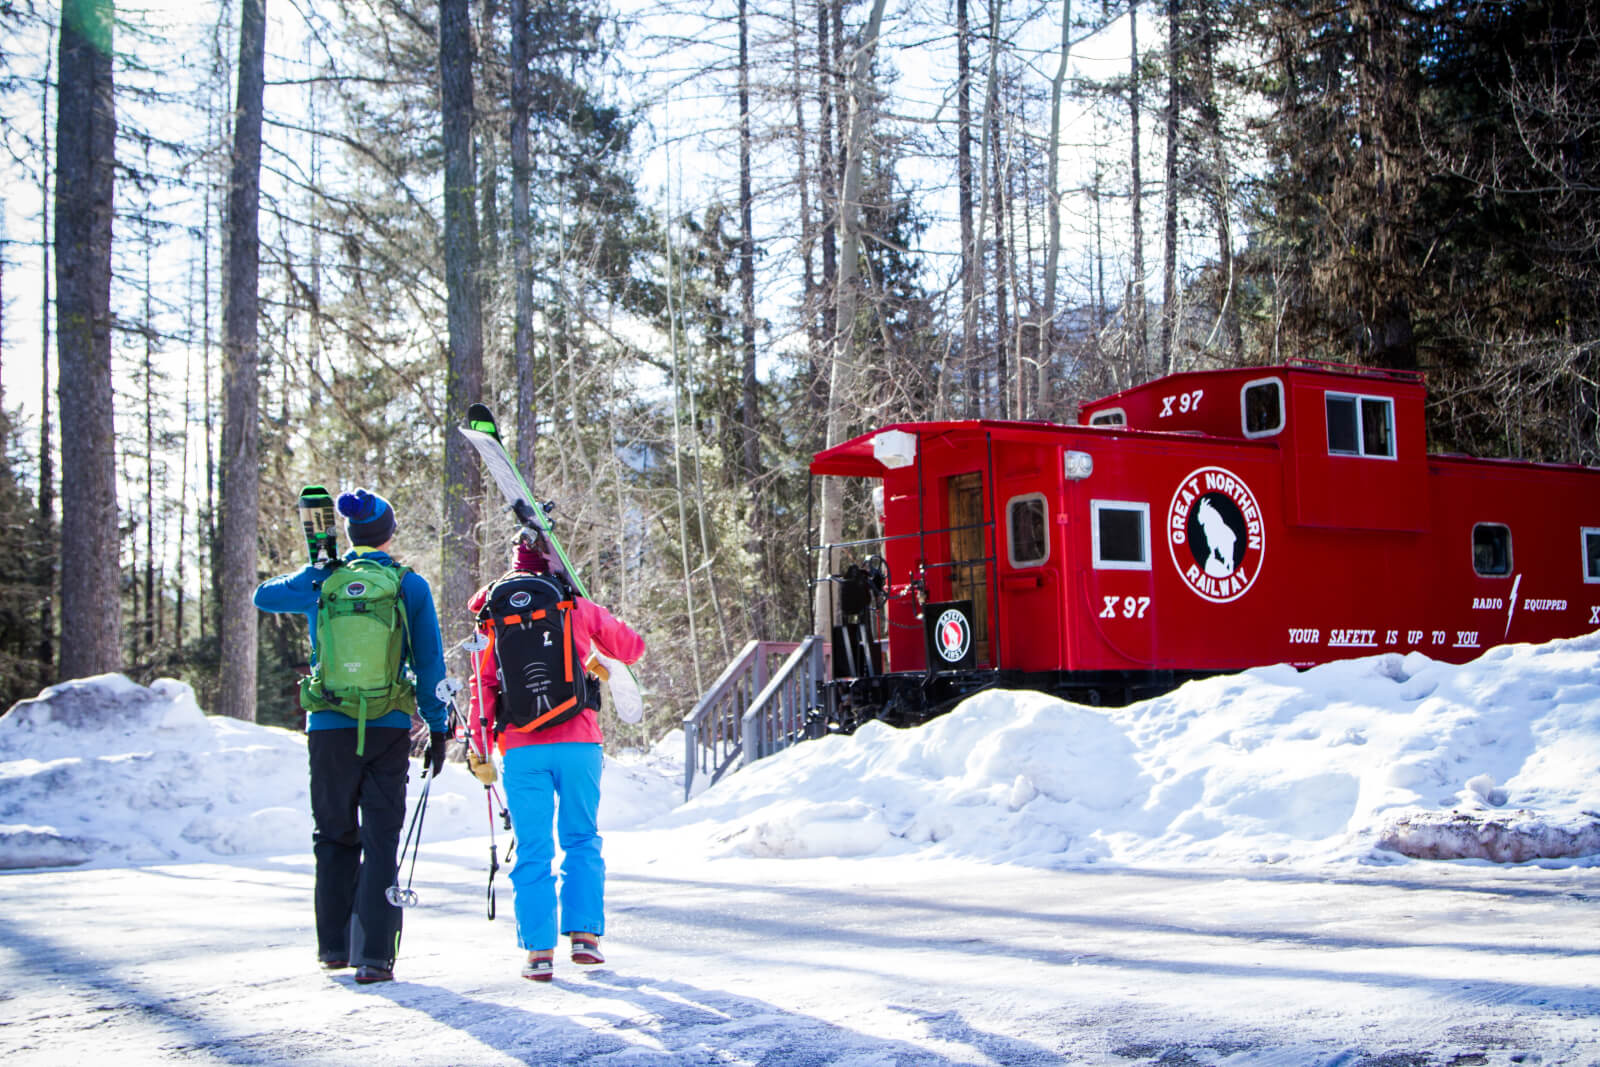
[812,420,1059,477]
[811,360,1600,478]
[1079,359,1426,416]
[808,417,1263,477]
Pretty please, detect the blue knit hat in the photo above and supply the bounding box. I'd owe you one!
[336,488,397,547]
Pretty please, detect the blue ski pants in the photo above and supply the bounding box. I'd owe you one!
[502,742,605,951]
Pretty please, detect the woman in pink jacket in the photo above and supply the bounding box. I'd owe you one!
[466,538,645,982]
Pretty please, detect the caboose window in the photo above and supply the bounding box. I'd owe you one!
[1326,393,1395,458]
[1089,408,1126,427]
[1242,378,1284,437]
[1583,528,1600,583]
[1092,501,1151,570]
[1473,523,1512,576]
[1007,495,1049,567]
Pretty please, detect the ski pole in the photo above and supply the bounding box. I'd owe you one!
[387,771,432,908]
[463,626,509,920]
[485,785,500,920]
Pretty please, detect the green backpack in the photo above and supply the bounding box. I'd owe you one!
[300,557,415,755]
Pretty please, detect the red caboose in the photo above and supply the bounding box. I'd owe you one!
[810,361,1600,725]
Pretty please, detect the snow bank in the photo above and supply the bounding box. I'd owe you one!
[0,675,682,870]
[649,635,1600,869]
[6,633,1599,873]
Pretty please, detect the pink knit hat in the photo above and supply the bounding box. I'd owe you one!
[513,537,550,573]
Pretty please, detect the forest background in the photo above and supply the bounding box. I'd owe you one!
[0,0,1595,740]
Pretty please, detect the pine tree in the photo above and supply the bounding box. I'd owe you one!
[55,0,121,681]
[0,406,52,709]
[217,0,265,721]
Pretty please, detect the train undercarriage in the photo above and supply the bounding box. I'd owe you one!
[816,667,1219,734]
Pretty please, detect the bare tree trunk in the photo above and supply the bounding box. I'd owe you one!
[441,0,484,628]
[510,0,537,481]
[217,0,265,719]
[1012,158,1033,418]
[202,172,215,644]
[55,0,122,681]
[791,0,822,429]
[1196,4,1239,358]
[815,0,888,638]
[663,177,704,693]
[144,247,156,660]
[738,0,767,638]
[956,0,979,418]
[738,0,759,486]
[1128,0,1148,379]
[1093,159,1107,371]
[829,0,846,215]
[984,0,1009,417]
[1159,0,1180,373]
[478,0,502,289]
[176,328,192,646]
[1042,0,1072,419]
[306,35,325,412]
[36,29,54,676]
[816,0,838,384]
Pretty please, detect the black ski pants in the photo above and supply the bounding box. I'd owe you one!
[307,726,411,969]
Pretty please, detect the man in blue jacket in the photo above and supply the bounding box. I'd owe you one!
[254,488,450,984]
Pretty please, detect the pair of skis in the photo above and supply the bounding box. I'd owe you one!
[460,404,643,724]
[289,406,644,723]
[297,485,340,568]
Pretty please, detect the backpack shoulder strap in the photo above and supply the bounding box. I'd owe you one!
[392,564,413,660]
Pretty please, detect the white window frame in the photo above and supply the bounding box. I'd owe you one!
[1088,407,1126,427]
[1583,527,1600,584]
[1240,376,1286,439]
[1472,522,1513,577]
[1325,391,1397,459]
[1091,500,1151,571]
[1005,493,1050,568]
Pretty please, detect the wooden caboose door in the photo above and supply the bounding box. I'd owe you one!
[946,472,991,664]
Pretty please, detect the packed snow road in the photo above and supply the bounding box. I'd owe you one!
[1,835,1596,1066]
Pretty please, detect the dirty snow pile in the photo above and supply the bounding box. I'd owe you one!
[659,633,1600,868]
[3,633,1599,873]
[0,675,679,871]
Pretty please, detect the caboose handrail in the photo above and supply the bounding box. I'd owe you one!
[741,635,827,769]
[682,640,800,801]
[1285,357,1425,383]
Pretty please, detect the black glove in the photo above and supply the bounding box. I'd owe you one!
[426,731,447,777]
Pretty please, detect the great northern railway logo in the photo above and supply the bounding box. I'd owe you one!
[1167,466,1264,603]
[934,607,973,663]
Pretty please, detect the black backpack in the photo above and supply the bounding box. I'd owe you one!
[479,572,597,735]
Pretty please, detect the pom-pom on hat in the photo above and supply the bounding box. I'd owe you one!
[337,488,397,548]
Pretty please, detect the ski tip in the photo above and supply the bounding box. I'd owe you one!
[465,403,498,436]
[298,484,331,499]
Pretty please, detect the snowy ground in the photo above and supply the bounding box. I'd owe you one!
[4,844,1597,1065]
[3,636,1600,1064]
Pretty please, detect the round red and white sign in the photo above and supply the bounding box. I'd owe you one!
[934,607,972,663]
[1166,466,1264,603]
